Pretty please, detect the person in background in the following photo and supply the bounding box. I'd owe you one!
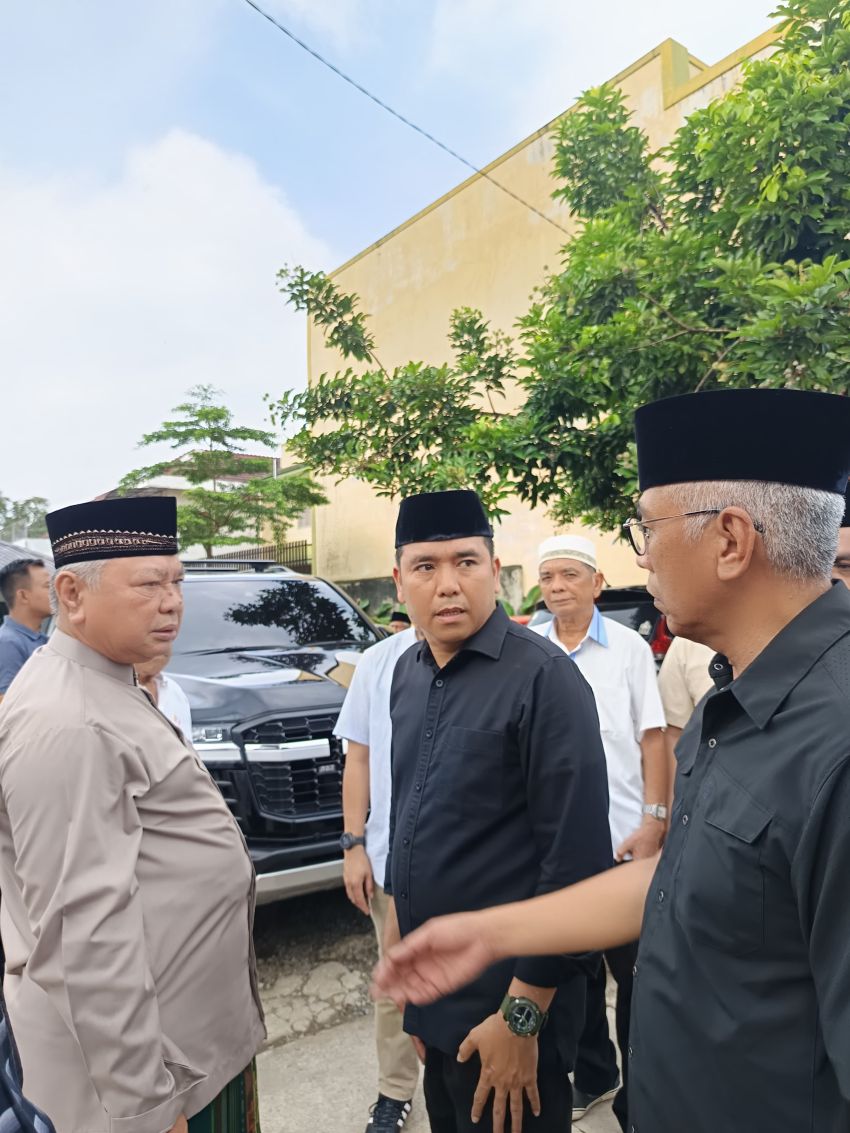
[388,609,411,634]
[136,650,193,740]
[0,983,55,1133]
[532,534,666,1129]
[374,387,850,1133]
[0,560,51,703]
[832,483,850,587]
[335,617,421,1133]
[656,635,714,807]
[0,497,265,1133]
[385,489,611,1133]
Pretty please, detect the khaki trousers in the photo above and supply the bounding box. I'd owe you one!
[370,885,421,1101]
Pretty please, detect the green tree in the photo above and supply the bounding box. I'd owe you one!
[270,268,517,516]
[0,495,50,543]
[121,385,326,557]
[272,0,850,531]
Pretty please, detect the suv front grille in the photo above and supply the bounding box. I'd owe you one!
[235,715,343,820]
[250,757,342,818]
[240,714,336,745]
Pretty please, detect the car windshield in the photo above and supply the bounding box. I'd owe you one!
[175,578,378,653]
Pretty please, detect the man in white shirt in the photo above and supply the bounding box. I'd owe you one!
[532,534,667,1130]
[135,651,193,740]
[334,625,420,1133]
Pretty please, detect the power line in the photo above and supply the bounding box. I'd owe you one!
[240,0,570,236]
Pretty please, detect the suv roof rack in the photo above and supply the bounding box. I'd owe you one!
[181,559,296,574]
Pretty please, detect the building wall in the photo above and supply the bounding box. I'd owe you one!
[308,31,777,595]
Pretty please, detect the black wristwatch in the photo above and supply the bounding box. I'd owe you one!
[339,832,366,851]
[500,994,548,1037]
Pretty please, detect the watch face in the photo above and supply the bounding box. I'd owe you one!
[508,1000,541,1037]
[340,833,354,850]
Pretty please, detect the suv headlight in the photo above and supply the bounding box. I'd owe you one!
[191,725,241,763]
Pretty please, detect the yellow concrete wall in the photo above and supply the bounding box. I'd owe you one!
[307,30,778,594]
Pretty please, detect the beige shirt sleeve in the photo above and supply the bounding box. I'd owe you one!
[658,636,715,729]
[7,720,198,1133]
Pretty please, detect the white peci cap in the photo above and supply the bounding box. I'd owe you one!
[538,534,597,570]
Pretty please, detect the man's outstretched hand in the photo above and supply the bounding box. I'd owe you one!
[372,910,498,1008]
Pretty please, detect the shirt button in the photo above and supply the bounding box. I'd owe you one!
[425,729,433,739]
[403,838,410,846]
[632,963,638,977]
[414,783,421,792]
[657,889,665,903]
[682,814,689,826]
[400,891,408,899]
[708,738,717,748]
[435,679,444,688]
[628,1045,634,1058]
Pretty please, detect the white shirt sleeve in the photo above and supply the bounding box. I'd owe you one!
[629,635,667,740]
[333,650,373,746]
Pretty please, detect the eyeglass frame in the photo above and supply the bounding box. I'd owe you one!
[622,509,765,556]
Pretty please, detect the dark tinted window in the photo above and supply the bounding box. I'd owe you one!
[175,578,378,653]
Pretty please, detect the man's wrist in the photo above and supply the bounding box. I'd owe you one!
[642,803,668,822]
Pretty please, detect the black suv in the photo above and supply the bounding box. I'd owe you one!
[167,562,382,903]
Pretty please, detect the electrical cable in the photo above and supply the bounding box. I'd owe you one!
[240,0,570,235]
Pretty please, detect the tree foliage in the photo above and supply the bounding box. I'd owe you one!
[271,270,517,515]
[272,0,850,531]
[0,495,49,543]
[121,385,326,557]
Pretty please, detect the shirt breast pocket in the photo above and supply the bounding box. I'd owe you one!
[440,726,506,816]
[674,774,772,956]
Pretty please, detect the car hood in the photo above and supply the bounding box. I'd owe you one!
[166,644,369,721]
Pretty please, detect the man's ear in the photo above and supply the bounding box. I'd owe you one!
[392,564,405,604]
[715,507,760,581]
[53,570,86,624]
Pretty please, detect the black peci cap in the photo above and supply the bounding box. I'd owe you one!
[395,490,493,549]
[635,388,850,495]
[389,609,411,624]
[47,496,179,569]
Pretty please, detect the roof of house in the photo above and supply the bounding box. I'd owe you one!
[0,540,53,570]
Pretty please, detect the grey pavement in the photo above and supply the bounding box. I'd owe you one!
[258,1013,619,1133]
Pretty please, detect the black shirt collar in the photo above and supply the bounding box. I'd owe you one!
[417,603,509,667]
[725,582,850,730]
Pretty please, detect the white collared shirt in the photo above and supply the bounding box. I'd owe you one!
[533,611,666,850]
[155,672,193,740]
[333,627,418,884]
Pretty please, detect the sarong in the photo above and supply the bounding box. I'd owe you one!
[188,1061,260,1133]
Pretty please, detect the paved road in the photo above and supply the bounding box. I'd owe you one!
[259,1014,620,1132]
[254,887,620,1132]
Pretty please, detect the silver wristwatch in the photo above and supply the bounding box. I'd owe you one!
[642,803,668,821]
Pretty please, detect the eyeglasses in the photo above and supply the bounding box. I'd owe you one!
[622,510,765,556]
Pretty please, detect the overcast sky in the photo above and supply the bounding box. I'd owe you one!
[1,0,776,510]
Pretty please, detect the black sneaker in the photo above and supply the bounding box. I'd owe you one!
[571,1080,620,1122]
[366,1094,413,1132]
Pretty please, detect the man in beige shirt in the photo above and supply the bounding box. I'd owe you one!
[0,497,265,1133]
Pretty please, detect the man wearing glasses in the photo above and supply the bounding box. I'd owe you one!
[376,388,850,1133]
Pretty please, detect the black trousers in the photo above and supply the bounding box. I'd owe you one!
[573,941,638,1132]
[424,1045,572,1133]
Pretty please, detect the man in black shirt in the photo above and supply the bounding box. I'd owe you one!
[383,489,612,1133]
[376,390,850,1133]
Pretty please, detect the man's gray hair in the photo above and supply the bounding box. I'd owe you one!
[49,559,110,614]
[668,480,843,582]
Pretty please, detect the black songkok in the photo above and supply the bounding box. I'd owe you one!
[390,609,411,625]
[395,490,493,549]
[843,482,850,529]
[47,497,179,569]
[635,388,850,494]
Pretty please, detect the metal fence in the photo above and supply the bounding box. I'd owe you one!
[213,539,312,573]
